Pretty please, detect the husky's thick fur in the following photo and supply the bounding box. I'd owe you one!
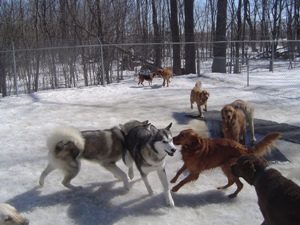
[39,120,147,190]
[0,203,29,225]
[123,122,177,207]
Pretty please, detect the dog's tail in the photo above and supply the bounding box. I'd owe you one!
[47,126,85,156]
[248,132,281,157]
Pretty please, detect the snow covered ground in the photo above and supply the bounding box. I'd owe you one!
[0,69,299,225]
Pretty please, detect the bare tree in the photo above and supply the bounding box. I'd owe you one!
[212,0,227,73]
[184,0,195,74]
[152,0,162,68]
[170,0,181,74]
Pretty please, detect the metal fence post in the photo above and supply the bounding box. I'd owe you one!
[97,38,105,86]
[246,56,249,87]
[12,42,18,96]
[197,47,200,76]
[270,40,274,72]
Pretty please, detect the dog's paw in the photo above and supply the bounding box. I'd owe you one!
[128,169,134,180]
[166,199,175,208]
[39,180,44,187]
[171,187,179,192]
[170,178,177,183]
[228,193,237,198]
[65,184,83,191]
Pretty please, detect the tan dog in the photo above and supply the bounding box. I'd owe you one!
[154,68,173,87]
[221,105,246,144]
[171,129,281,198]
[190,81,209,118]
[230,99,256,144]
[231,155,300,225]
[0,203,29,225]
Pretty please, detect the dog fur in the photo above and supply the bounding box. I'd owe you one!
[0,203,29,225]
[154,68,173,87]
[190,81,209,118]
[138,73,156,86]
[39,120,147,190]
[123,122,177,207]
[227,99,256,144]
[170,129,281,198]
[231,155,300,225]
[221,104,246,144]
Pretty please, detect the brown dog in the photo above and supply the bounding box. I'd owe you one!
[138,72,156,86]
[228,99,256,144]
[154,68,173,87]
[221,104,246,144]
[231,155,300,225]
[170,129,281,198]
[190,81,210,118]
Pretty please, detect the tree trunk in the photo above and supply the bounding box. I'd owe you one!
[234,0,242,74]
[152,0,162,68]
[170,0,181,75]
[0,58,7,97]
[184,0,195,74]
[212,0,227,73]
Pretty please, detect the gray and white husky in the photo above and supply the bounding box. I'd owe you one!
[123,122,177,207]
[39,120,147,190]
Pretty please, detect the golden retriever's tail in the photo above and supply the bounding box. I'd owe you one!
[249,132,281,157]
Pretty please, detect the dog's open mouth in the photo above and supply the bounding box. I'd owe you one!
[167,152,174,156]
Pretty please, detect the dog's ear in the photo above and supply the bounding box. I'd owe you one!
[232,109,237,121]
[145,123,152,131]
[142,120,149,125]
[165,122,172,130]
[221,108,226,121]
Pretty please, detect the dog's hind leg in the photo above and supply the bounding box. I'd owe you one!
[157,167,175,207]
[170,164,186,183]
[218,166,243,198]
[102,162,130,190]
[39,164,55,187]
[62,166,81,189]
[218,166,235,189]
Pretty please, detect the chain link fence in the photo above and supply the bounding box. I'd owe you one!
[1,40,300,96]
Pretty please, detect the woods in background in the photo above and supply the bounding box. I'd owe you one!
[0,0,299,96]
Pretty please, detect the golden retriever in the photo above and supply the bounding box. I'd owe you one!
[190,81,210,118]
[170,129,281,198]
[221,104,246,144]
[154,68,173,87]
[228,99,256,144]
[231,155,300,225]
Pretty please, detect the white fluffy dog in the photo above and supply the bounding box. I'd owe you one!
[0,203,29,225]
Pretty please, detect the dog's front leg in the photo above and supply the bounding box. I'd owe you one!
[204,103,207,112]
[141,174,154,195]
[197,104,203,118]
[250,119,256,145]
[171,172,199,192]
[170,164,186,183]
[157,167,175,207]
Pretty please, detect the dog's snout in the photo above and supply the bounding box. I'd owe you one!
[171,148,176,153]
